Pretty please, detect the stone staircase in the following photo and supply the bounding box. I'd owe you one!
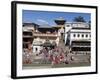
[58,36,69,53]
[69,54,90,63]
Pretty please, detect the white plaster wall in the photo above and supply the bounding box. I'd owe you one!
[33,45,41,54]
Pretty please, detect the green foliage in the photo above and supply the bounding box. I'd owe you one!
[73,16,86,22]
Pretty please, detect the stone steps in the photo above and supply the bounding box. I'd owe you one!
[69,54,90,63]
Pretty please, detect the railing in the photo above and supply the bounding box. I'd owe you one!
[72,43,91,46]
[33,33,58,37]
[72,45,91,47]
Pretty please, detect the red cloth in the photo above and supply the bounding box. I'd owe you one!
[49,55,53,61]
[54,56,60,64]
[60,53,64,59]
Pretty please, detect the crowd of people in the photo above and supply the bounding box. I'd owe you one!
[39,47,69,65]
[23,49,33,64]
[23,45,72,66]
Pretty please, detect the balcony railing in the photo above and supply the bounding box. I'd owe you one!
[33,33,59,37]
[72,45,91,47]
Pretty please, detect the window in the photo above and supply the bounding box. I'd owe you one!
[73,34,76,37]
[86,34,88,37]
[90,34,91,37]
[35,48,38,51]
[82,34,84,37]
[77,34,80,37]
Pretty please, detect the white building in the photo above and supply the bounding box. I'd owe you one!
[32,37,43,54]
[65,22,91,54]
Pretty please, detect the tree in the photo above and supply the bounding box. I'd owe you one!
[73,16,86,22]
